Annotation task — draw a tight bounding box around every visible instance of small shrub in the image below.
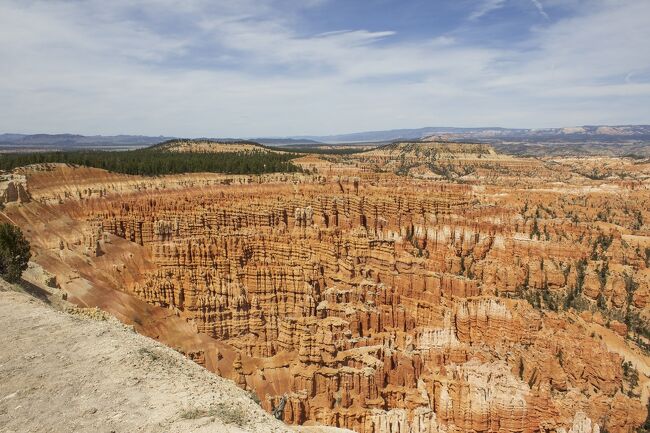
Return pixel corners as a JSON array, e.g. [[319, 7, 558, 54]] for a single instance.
[[248, 391, 261, 406], [138, 347, 160, 361], [180, 403, 248, 426]]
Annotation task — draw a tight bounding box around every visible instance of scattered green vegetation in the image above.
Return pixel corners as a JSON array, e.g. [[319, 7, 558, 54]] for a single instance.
[[541, 285, 559, 311], [582, 169, 608, 180], [632, 210, 644, 230], [597, 260, 609, 289], [276, 146, 366, 155], [591, 233, 613, 260], [530, 218, 541, 240], [179, 403, 249, 426], [621, 273, 650, 350], [564, 258, 587, 310], [425, 161, 476, 180], [622, 360, 639, 397], [179, 408, 205, 420], [514, 263, 559, 312], [138, 347, 160, 361], [395, 153, 414, 176], [0, 222, 31, 283]]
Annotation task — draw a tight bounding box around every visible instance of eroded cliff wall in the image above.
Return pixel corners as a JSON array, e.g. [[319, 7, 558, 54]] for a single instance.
[[4, 151, 649, 433]]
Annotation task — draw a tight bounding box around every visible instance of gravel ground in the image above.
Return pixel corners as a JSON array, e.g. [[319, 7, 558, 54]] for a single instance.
[[0, 280, 293, 433]]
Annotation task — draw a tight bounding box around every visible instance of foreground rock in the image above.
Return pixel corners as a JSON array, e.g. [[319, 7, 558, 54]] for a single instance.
[[0, 282, 293, 433]]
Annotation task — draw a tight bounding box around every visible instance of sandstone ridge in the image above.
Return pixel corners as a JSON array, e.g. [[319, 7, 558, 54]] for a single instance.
[[152, 139, 281, 154]]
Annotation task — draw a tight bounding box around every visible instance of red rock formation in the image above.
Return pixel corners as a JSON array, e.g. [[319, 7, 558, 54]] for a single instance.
[[4, 149, 649, 433]]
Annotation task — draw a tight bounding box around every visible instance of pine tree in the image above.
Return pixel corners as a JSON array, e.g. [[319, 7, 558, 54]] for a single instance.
[[0, 223, 32, 283]]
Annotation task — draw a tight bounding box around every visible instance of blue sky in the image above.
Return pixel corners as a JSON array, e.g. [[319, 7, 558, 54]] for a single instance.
[[1, 0, 649, 137]]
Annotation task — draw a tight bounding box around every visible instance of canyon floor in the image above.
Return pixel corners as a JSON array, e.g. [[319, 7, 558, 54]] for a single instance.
[[1, 140, 649, 433]]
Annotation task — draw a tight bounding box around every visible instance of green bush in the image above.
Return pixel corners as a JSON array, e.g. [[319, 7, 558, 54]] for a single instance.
[[0, 223, 31, 283]]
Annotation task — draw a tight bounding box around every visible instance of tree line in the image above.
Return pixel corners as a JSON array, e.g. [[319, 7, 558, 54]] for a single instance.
[[0, 149, 303, 176]]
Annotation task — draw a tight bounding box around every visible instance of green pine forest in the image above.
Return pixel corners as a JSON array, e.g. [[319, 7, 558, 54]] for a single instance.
[[0, 144, 303, 176]]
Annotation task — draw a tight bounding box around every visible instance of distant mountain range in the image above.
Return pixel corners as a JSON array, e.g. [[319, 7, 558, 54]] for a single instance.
[[0, 133, 321, 151], [2, 125, 650, 156], [0, 133, 174, 151], [298, 125, 650, 143]]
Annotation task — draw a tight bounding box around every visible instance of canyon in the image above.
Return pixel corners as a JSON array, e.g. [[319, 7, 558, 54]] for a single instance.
[[1, 141, 649, 433]]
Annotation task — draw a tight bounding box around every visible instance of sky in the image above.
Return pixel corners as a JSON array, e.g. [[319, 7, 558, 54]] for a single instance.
[[1, 0, 649, 137]]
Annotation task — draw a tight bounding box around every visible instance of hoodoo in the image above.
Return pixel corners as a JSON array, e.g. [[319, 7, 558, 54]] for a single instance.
[[2, 142, 648, 433]]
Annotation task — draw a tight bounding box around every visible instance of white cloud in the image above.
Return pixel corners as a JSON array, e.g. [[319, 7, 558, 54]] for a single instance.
[[469, 0, 507, 21], [0, 0, 648, 136], [530, 0, 549, 19]]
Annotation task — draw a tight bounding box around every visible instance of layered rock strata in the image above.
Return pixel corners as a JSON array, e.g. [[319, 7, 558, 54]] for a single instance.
[[3, 147, 649, 433]]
